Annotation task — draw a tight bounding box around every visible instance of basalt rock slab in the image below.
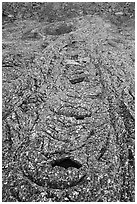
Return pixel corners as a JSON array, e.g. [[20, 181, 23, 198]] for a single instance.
[[2, 12, 134, 202]]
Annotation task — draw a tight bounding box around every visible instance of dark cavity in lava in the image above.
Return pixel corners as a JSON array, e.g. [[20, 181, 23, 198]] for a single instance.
[[74, 115, 85, 120], [51, 157, 82, 169], [69, 76, 85, 84]]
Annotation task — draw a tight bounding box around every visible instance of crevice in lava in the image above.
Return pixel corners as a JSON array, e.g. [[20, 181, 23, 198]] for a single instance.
[[128, 149, 134, 168], [118, 100, 135, 136], [74, 115, 85, 120], [69, 76, 85, 84], [51, 157, 82, 169]]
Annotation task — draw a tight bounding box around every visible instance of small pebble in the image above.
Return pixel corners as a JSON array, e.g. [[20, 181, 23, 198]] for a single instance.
[[64, 197, 69, 201], [115, 11, 123, 15], [8, 14, 14, 18]]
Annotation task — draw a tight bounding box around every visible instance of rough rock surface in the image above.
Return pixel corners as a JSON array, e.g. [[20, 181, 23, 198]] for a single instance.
[[2, 4, 134, 202]]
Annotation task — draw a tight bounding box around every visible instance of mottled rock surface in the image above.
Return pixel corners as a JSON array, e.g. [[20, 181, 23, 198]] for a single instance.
[[2, 3, 134, 202]]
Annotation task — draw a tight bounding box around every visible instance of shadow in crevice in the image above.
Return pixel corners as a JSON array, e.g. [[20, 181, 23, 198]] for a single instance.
[[51, 157, 82, 169]]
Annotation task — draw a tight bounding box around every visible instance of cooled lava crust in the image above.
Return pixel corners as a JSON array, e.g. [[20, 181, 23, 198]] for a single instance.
[[2, 5, 135, 202]]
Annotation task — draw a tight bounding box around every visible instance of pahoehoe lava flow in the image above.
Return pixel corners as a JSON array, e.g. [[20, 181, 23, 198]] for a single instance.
[[2, 2, 135, 202]]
